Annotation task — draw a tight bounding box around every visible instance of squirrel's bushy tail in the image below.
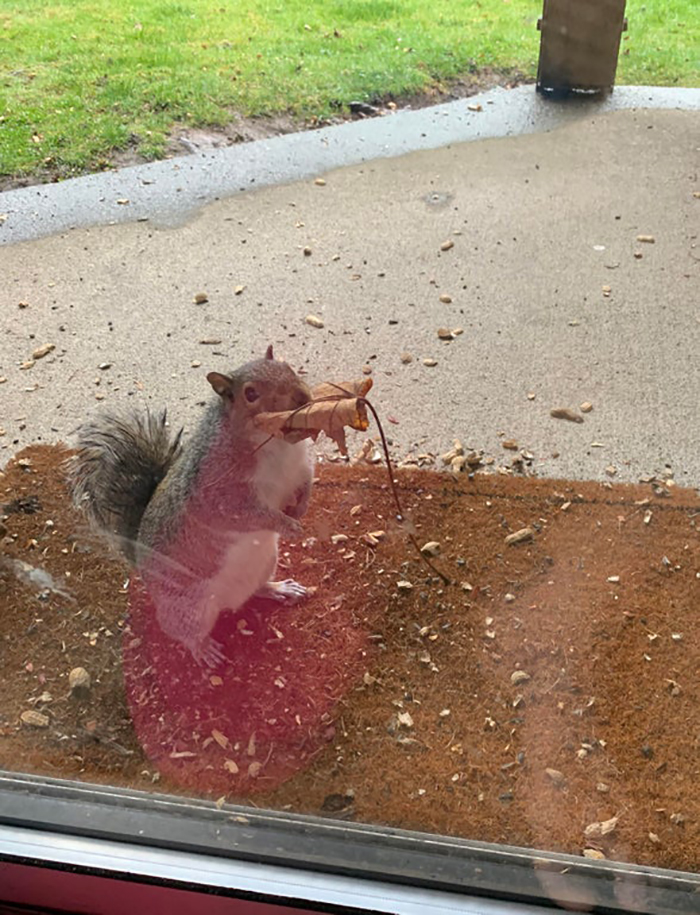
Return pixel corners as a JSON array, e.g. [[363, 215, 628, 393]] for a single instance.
[[67, 409, 183, 563]]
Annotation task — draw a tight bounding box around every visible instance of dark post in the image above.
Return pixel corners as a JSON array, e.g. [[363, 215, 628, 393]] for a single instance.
[[536, 0, 628, 96]]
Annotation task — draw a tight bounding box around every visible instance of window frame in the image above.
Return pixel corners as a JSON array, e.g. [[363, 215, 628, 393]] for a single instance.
[[1, 770, 698, 914]]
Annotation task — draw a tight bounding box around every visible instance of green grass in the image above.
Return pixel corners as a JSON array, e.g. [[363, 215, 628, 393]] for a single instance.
[[0, 0, 698, 182]]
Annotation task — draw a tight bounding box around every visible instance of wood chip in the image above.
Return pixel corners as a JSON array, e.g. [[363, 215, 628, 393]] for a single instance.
[[224, 759, 239, 774], [420, 541, 441, 556], [545, 768, 565, 785], [361, 530, 386, 547], [68, 667, 91, 696], [20, 709, 50, 728], [511, 670, 531, 686], [550, 407, 584, 423], [505, 527, 534, 546], [441, 440, 464, 464], [583, 848, 606, 860], [584, 815, 619, 838], [211, 729, 231, 750], [32, 344, 55, 360]]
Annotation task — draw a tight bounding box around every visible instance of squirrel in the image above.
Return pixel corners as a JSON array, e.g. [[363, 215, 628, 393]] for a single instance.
[[68, 345, 314, 667]]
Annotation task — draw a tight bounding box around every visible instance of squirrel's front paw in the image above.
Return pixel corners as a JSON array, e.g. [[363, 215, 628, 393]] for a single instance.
[[278, 513, 302, 537]]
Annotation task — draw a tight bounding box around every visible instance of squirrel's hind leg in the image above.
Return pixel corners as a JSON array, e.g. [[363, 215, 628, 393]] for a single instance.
[[194, 635, 227, 669], [254, 579, 307, 603]]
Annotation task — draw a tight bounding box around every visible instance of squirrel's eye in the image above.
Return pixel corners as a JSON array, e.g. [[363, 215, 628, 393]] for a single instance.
[[244, 385, 259, 403]]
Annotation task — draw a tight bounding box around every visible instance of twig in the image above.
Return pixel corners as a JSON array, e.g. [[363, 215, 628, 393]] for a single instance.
[[359, 396, 451, 585], [256, 382, 452, 585]]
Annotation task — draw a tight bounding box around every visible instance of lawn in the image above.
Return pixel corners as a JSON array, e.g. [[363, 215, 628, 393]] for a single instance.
[[0, 0, 697, 183]]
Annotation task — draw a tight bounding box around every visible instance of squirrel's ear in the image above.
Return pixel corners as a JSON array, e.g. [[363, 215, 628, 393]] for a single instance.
[[265, 344, 274, 360], [207, 372, 235, 400]]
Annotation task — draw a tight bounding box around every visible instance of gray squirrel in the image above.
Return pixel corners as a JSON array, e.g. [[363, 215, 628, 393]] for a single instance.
[[68, 345, 314, 667]]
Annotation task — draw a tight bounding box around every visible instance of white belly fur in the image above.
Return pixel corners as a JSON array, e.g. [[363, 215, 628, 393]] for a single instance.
[[200, 438, 311, 625], [204, 438, 313, 626], [205, 531, 278, 618], [253, 437, 312, 510]]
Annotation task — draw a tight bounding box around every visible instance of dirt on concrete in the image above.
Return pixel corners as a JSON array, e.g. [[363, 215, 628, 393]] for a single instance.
[[1, 443, 698, 873]]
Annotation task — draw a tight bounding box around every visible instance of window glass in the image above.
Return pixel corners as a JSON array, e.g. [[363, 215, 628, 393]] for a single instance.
[[1, 0, 698, 902]]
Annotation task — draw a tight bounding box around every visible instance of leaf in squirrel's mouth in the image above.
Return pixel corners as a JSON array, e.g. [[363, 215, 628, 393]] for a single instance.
[[254, 377, 373, 454]]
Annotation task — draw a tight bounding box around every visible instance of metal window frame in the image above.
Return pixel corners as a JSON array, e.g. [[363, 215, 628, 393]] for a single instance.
[[0, 770, 698, 914]]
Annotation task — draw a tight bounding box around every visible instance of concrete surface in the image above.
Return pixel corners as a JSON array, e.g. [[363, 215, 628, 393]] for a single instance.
[[1, 85, 698, 246], [1, 85, 699, 487]]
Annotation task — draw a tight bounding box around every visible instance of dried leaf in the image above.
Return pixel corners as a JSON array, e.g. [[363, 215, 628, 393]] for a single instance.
[[255, 377, 373, 455]]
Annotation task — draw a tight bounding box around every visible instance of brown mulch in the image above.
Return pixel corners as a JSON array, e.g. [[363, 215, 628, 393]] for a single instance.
[[0, 444, 698, 872]]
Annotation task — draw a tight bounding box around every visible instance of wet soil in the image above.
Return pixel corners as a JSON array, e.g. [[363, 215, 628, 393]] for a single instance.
[[0, 444, 698, 873]]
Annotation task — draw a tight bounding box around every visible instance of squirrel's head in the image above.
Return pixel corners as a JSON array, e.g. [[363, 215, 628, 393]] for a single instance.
[[207, 345, 311, 419]]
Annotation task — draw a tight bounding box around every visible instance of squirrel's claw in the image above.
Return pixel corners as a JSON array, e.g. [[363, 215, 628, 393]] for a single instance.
[[194, 636, 227, 669]]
